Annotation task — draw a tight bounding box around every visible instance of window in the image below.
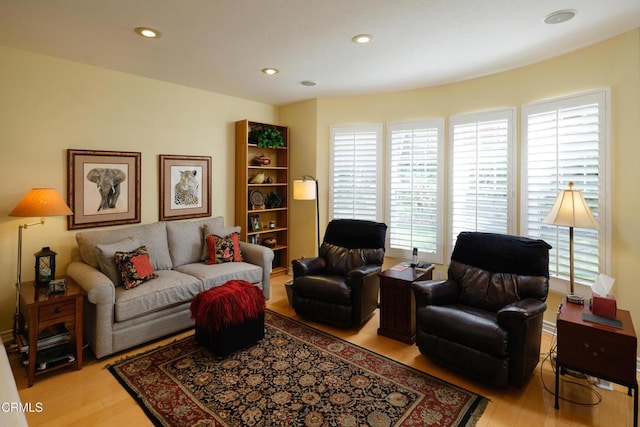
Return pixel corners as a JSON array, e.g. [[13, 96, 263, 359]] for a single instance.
[[386, 120, 444, 263], [522, 90, 610, 289], [449, 109, 516, 251], [329, 125, 382, 221]]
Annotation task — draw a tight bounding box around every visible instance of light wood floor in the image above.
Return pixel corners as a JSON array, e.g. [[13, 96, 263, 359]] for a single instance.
[[9, 274, 638, 426]]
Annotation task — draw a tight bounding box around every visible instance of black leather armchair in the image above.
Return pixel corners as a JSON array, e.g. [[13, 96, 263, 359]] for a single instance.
[[291, 219, 387, 327], [412, 232, 551, 387]]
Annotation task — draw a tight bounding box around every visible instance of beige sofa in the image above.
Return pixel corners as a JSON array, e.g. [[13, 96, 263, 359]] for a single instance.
[[66, 217, 273, 358]]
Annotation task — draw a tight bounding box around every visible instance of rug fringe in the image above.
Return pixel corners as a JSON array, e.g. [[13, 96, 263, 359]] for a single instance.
[[105, 336, 193, 369]]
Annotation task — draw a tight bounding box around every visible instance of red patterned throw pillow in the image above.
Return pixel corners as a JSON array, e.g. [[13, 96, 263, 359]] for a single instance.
[[114, 246, 158, 289], [205, 233, 243, 264]]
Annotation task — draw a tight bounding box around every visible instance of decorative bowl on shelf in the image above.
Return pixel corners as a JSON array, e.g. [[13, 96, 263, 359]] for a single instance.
[[262, 237, 277, 248], [253, 155, 271, 166]]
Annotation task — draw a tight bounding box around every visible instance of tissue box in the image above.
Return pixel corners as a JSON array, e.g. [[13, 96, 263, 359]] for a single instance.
[[592, 293, 617, 319]]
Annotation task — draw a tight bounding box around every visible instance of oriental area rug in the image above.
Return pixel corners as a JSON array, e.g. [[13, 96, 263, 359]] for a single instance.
[[108, 310, 488, 426]]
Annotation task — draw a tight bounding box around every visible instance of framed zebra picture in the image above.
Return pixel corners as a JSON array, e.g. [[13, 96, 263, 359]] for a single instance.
[[159, 154, 211, 221]]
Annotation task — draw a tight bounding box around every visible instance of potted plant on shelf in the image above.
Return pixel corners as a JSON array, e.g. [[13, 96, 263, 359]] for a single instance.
[[249, 126, 285, 149]]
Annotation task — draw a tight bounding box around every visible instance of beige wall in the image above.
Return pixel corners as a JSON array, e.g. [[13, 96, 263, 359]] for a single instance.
[[0, 46, 277, 333], [2, 28, 638, 336], [280, 99, 319, 261], [282, 29, 640, 329]]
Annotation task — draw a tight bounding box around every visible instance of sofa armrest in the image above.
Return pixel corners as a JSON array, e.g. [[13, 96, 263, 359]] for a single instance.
[[66, 261, 116, 305], [412, 279, 459, 307], [497, 298, 547, 323], [497, 298, 547, 387], [346, 264, 381, 282], [292, 257, 327, 278], [239, 241, 274, 298]]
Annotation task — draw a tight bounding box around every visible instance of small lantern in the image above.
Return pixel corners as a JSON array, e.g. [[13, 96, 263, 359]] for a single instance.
[[34, 247, 56, 286]]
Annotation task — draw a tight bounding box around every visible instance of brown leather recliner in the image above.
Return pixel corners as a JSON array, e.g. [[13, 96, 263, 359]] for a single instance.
[[412, 232, 551, 387], [291, 219, 387, 327]]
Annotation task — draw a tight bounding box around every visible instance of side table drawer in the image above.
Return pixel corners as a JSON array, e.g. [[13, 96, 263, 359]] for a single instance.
[[39, 300, 75, 321], [558, 321, 636, 384]]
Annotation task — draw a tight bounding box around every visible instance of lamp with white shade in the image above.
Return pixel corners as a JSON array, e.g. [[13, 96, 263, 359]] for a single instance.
[[293, 175, 320, 251], [9, 188, 73, 339], [543, 182, 599, 294]]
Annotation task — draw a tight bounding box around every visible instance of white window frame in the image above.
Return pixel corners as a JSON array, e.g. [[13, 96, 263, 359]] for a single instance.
[[448, 108, 517, 257], [329, 124, 383, 222], [521, 89, 611, 292], [386, 119, 445, 264]]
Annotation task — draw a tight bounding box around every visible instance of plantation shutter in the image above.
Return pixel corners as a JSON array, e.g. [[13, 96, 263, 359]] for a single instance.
[[449, 109, 515, 250], [387, 120, 444, 263], [329, 125, 382, 221], [522, 90, 608, 287]]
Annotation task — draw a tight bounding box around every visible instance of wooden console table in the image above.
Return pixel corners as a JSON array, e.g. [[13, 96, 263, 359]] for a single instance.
[[555, 298, 637, 426], [378, 264, 433, 344]]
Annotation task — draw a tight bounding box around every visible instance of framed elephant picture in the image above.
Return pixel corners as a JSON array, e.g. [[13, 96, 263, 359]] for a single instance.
[[159, 154, 211, 221], [67, 149, 141, 229]]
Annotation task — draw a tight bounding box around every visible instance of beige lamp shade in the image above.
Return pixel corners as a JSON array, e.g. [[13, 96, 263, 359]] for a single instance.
[[293, 179, 316, 200], [543, 182, 599, 229], [9, 188, 73, 217]]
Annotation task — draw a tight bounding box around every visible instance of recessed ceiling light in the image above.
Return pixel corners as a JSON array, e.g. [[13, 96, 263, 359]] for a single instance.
[[352, 34, 373, 44], [301, 80, 318, 87], [134, 27, 161, 38], [544, 9, 576, 25], [261, 68, 279, 75]]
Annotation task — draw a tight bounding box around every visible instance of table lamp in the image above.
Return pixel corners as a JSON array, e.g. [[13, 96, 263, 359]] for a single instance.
[[543, 182, 599, 295]]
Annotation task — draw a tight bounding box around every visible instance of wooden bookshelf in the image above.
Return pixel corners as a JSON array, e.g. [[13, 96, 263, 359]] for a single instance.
[[235, 120, 289, 276]]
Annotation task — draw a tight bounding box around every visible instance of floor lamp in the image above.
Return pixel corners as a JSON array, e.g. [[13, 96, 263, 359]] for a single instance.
[[543, 182, 599, 295], [9, 188, 73, 340], [293, 176, 320, 252]]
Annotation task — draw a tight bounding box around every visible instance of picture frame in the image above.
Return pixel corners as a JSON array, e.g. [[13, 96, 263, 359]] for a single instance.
[[159, 154, 211, 221], [67, 149, 141, 230], [249, 214, 262, 232]]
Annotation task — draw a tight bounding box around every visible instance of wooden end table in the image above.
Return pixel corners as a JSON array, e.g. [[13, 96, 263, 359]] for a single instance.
[[378, 264, 434, 344], [17, 277, 86, 387], [555, 298, 637, 426]]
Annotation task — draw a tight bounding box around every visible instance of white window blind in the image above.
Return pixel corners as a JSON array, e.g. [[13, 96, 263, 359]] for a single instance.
[[329, 125, 382, 221], [522, 90, 609, 288], [387, 120, 444, 263], [449, 109, 515, 250]]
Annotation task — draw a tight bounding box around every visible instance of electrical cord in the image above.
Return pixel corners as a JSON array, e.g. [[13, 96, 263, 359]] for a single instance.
[[539, 322, 603, 406]]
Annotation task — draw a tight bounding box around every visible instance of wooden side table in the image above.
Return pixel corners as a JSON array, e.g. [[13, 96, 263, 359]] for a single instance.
[[555, 298, 638, 426], [18, 277, 86, 387], [378, 264, 434, 344]]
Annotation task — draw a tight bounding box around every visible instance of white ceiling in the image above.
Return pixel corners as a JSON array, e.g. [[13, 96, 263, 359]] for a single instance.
[[0, 0, 639, 106]]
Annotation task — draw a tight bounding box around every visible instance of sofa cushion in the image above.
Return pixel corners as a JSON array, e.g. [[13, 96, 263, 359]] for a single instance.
[[114, 270, 203, 322], [166, 216, 225, 267], [205, 233, 243, 264], [320, 243, 379, 276], [76, 222, 173, 271], [201, 223, 241, 261], [114, 246, 159, 289], [175, 262, 263, 291], [450, 260, 538, 312], [418, 304, 508, 358], [95, 237, 141, 286]]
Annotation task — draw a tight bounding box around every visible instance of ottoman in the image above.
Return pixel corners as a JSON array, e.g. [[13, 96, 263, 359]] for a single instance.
[[190, 280, 266, 357]]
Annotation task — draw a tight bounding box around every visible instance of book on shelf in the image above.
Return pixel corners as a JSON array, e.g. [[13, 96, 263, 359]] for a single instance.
[[18, 322, 71, 353]]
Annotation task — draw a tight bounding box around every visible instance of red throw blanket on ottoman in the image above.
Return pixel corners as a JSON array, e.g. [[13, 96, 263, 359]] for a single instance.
[[190, 280, 266, 356]]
